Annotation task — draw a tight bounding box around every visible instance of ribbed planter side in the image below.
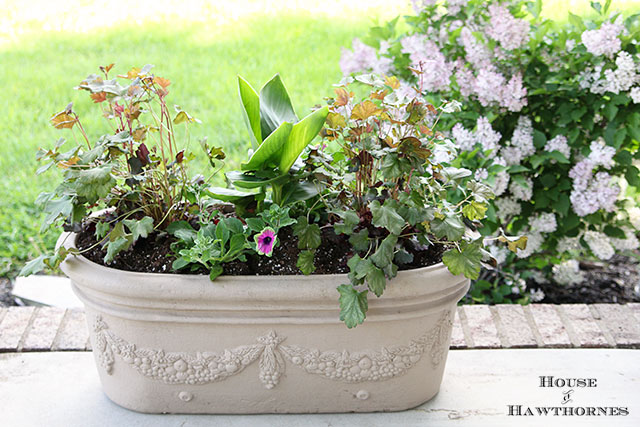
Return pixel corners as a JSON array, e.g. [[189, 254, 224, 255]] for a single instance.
[[59, 232, 469, 414]]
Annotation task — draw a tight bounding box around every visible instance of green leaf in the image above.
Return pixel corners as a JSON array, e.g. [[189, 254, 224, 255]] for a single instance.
[[225, 171, 286, 189], [442, 241, 483, 280], [366, 266, 386, 297], [278, 106, 329, 173], [104, 235, 132, 264], [19, 254, 55, 276], [280, 181, 320, 204], [370, 234, 398, 269], [41, 196, 74, 231], [337, 284, 368, 328], [431, 214, 465, 241], [205, 186, 257, 202], [369, 200, 405, 235], [241, 122, 293, 171], [95, 221, 110, 240], [462, 201, 487, 221], [292, 217, 321, 250], [238, 76, 262, 147], [245, 217, 266, 232], [604, 225, 626, 239], [123, 216, 154, 241], [333, 210, 360, 235], [349, 229, 370, 252], [297, 250, 316, 275], [167, 221, 197, 244], [626, 166, 640, 187], [259, 74, 297, 139], [209, 265, 224, 280], [74, 165, 116, 201]]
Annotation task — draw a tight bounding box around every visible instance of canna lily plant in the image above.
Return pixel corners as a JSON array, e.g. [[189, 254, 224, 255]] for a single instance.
[[210, 75, 329, 207]]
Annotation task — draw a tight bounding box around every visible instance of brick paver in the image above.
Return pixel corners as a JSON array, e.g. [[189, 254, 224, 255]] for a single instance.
[[22, 307, 66, 351], [492, 305, 537, 348], [1, 304, 639, 351], [461, 305, 500, 348], [450, 308, 466, 349], [0, 307, 36, 351], [51, 308, 89, 351], [593, 304, 640, 347], [557, 304, 609, 347], [526, 304, 572, 347]]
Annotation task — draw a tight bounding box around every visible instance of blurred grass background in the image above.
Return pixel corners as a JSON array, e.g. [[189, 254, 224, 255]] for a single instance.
[[1, 0, 639, 277]]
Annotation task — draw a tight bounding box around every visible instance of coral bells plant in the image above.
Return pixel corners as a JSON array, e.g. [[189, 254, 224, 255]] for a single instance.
[[341, 0, 640, 300], [21, 64, 215, 275]]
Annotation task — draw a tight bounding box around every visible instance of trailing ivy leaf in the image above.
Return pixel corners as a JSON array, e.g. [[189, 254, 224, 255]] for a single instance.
[[369, 200, 405, 234], [292, 217, 321, 249], [462, 201, 488, 221], [104, 235, 132, 264], [297, 250, 316, 275], [394, 248, 414, 265], [348, 254, 376, 280], [442, 241, 483, 280], [431, 214, 465, 241], [19, 254, 56, 276], [370, 234, 398, 268], [349, 229, 370, 252], [95, 221, 110, 240], [333, 210, 360, 235], [337, 284, 368, 328], [123, 216, 154, 241], [366, 266, 386, 297]]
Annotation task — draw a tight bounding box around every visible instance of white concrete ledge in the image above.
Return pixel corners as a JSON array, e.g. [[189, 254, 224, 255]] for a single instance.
[[0, 349, 638, 426]]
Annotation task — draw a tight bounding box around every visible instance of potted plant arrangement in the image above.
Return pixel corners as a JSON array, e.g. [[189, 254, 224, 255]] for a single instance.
[[22, 64, 520, 413]]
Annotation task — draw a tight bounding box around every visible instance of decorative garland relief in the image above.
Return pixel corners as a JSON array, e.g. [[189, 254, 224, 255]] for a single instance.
[[93, 310, 452, 389]]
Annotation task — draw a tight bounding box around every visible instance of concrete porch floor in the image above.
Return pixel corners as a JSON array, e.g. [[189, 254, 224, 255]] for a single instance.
[[1, 349, 638, 426]]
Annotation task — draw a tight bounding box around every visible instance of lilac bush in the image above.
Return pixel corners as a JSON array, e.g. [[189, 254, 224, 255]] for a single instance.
[[340, 0, 640, 302]]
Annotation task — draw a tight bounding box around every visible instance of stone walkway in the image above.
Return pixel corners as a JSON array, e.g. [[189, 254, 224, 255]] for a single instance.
[[1, 304, 639, 352]]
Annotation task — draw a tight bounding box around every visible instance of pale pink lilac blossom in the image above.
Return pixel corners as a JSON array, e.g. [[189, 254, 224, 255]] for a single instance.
[[509, 176, 533, 201], [495, 196, 521, 219], [544, 135, 571, 160], [339, 38, 393, 75], [400, 34, 453, 92], [516, 231, 543, 258], [485, 4, 530, 50], [631, 87, 640, 103], [581, 22, 623, 58]]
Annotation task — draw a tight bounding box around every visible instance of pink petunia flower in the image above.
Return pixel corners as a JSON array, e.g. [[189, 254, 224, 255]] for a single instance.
[[255, 227, 277, 257]]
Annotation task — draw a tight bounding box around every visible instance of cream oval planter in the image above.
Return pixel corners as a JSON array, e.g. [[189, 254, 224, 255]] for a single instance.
[[59, 232, 469, 414]]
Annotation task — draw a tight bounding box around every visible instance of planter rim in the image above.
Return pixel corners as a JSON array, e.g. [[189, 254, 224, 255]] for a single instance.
[[58, 231, 447, 282], [59, 232, 468, 323]]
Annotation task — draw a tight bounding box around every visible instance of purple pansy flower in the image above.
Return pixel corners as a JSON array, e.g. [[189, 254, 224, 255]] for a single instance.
[[255, 227, 277, 257]]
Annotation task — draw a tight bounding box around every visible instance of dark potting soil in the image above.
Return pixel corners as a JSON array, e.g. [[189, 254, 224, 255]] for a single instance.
[[75, 222, 446, 276]]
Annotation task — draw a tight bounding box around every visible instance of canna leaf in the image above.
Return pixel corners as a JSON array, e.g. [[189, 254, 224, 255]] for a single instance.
[[278, 106, 329, 173], [238, 76, 262, 147], [241, 122, 293, 171], [259, 74, 297, 139]]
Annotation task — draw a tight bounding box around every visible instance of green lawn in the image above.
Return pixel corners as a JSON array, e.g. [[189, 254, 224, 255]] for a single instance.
[[1, 0, 639, 277]]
